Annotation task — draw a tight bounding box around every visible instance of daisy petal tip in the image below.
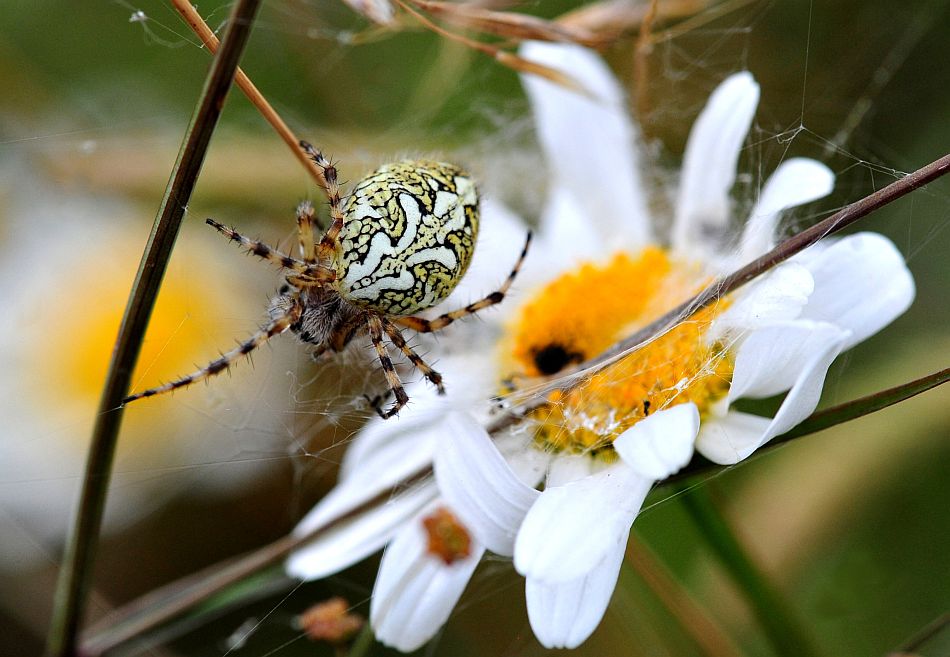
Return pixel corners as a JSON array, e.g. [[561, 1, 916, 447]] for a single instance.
[[801, 232, 916, 347], [514, 467, 648, 583], [525, 543, 625, 648], [613, 403, 699, 479]]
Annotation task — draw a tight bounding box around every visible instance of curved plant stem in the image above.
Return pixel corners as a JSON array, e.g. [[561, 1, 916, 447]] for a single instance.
[[681, 487, 822, 657], [170, 0, 328, 190], [44, 2, 262, 656], [346, 624, 376, 657]]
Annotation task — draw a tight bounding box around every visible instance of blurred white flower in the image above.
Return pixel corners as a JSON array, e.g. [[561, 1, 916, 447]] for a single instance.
[[286, 41, 914, 650], [0, 166, 289, 569]]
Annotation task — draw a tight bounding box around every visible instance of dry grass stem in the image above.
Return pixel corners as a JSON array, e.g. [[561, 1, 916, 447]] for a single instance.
[[557, 0, 709, 42], [408, 0, 600, 47], [341, 0, 397, 25], [648, 0, 757, 45], [395, 0, 593, 96], [633, 0, 660, 134], [171, 0, 329, 191]]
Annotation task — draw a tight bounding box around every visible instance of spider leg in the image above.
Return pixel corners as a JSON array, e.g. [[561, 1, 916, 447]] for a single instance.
[[310, 343, 330, 362], [299, 141, 345, 257], [396, 230, 532, 334], [367, 314, 408, 419], [381, 317, 445, 394], [206, 218, 333, 281], [295, 200, 318, 263], [122, 301, 303, 404]]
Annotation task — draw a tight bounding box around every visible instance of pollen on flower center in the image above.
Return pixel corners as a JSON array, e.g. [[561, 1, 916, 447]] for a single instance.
[[502, 247, 734, 458]]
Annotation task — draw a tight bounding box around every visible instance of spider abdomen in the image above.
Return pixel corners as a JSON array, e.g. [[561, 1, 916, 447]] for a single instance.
[[334, 160, 478, 316]]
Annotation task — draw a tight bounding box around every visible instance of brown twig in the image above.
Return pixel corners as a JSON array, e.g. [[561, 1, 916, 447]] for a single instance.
[[407, 0, 600, 47], [45, 2, 263, 656], [170, 0, 328, 191], [394, 0, 593, 97], [633, 0, 659, 135]]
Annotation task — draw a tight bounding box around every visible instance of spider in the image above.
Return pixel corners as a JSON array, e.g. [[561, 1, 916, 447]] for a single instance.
[[123, 141, 531, 418]]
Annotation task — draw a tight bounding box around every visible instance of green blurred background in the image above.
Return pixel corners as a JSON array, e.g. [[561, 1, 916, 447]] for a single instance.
[[1, 0, 948, 655]]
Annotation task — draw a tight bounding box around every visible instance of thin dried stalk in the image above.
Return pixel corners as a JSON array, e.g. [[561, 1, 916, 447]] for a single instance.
[[633, 0, 660, 133], [408, 0, 600, 47], [171, 0, 328, 191], [648, 0, 758, 45], [394, 0, 593, 96], [557, 0, 709, 41], [342, 0, 397, 25], [45, 2, 262, 656]]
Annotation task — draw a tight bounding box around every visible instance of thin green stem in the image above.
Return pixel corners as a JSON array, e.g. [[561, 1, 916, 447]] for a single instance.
[[664, 366, 950, 486], [45, 3, 262, 656], [681, 488, 822, 657], [347, 623, 376, 657]]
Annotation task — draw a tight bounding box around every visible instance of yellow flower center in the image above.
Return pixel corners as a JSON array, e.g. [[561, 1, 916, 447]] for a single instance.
[[25, 235, 248, 455], [502, 247, 734, 458]]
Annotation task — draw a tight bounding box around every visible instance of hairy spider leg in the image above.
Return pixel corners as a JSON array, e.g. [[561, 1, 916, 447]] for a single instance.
[[381, 317, 445, 393], [299, 141, 346, 258], [206, 219, 333, 282], [122, 301, 303, 404], [366, 314, 409, 419], [296, 200, 318, 263], [396, 230, 532, 333]]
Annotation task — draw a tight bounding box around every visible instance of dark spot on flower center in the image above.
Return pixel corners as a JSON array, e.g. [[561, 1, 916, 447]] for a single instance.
[[533, 344, 583, 375]]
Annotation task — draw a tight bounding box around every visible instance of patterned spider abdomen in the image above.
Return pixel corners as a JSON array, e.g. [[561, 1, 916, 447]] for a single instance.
[[334, 160, 479, 315]]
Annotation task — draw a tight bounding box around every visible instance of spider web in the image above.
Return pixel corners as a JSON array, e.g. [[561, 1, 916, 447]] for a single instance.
[[1, 0, 949, 654]]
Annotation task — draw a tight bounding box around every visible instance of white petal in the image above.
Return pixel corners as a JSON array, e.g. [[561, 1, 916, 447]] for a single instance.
[[286, 481, 437, 580], [341, 355, 496, 479], [695, 410, 772, 465], [525, 540, 626, 649], [535, 185, 606, 267], [495, 431, 551, 489], [545, 453, 597, 487], [434, 413, 539, 556], [613, 403, 698, 479], [519, 41, 651, 245], [758, 326, 851, 445], [713, 263, 814, 336], [674, 72, 760, 254], [372, 508, 484, 652], [798, 232, 915, 349], [514, 464, 649, 583], [698, 325, 849, 464], [740, 158, 835, 260], [728, 320, 850, 401]]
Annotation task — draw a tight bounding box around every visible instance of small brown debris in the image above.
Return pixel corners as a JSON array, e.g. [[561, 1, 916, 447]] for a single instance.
[[297, 597, 364, 644]]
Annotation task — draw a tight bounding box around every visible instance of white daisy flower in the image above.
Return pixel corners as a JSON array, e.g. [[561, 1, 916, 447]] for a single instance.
[[0, 166, 287, 568], [287, 41, 915, 650]]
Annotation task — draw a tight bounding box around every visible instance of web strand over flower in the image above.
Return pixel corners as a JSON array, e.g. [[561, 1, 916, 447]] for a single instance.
[[487, 150, 950, 436]]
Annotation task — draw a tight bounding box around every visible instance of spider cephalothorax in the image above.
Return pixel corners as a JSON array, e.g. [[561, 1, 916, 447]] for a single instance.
[[123, 142, 530, 418]]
